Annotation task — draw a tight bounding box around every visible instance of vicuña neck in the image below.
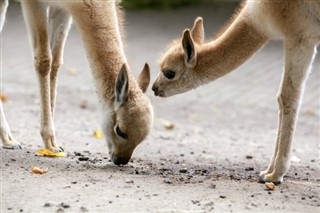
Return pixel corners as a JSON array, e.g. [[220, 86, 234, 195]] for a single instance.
[[197, 14, 270, 82], [69, 1, 130, 102]]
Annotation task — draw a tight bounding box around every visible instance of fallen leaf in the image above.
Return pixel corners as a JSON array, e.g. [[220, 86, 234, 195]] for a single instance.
[[35, 149, 66, 157], [158, 118, 175, 130], [66, 67, 77, 75], [93, 130, 103, 138], [303, 109, 316, 116], [31, 166, 48, 174], [80, 100, 88, 109], [0, 93, 8, 102], [265, 182, 275, 190], [291, 155, 300, 163]]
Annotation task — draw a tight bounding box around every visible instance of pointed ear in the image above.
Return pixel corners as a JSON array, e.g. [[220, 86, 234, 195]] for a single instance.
[[182, 29, 197, 68], [191, 17, 204, 44], [115, 64, 129, 108], [137, 63, 150, 93]]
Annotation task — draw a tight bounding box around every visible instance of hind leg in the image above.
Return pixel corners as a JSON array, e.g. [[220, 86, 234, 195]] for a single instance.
[[0, 0, 8, 31], [0, 101, 21, 149], [0, 0, 21, 149], [259, 39, 317, 183], [48, 8, 72, 116]]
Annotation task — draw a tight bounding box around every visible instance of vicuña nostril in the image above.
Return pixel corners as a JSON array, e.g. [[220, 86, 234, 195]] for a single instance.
[[113, 155, 130, 165], [152, 84, 158, 92]]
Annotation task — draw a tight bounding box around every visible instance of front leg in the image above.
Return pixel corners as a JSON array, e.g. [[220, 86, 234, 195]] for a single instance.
[[260, 40, 317, 183], [21, 2, 61, 152], [48, 8, 72, 115]]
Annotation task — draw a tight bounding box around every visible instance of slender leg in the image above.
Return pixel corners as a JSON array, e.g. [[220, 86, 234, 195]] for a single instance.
[[0, 0, 21, 149], [48, 8, 72, 115], [0, 0, 8, 31], [0, 101, 21, 149], [259, 111, 282, 177], [21, 2, 61, 152], [260, 39, 317, 183]]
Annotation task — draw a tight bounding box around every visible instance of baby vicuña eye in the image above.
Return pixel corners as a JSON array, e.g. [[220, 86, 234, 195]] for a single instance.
[[115, 126, 127, 139], [163, 70, 175, 80]]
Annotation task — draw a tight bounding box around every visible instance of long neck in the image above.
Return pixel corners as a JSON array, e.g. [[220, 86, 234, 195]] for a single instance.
[[197, 11, 270, 82], [67, 1, 128, 102]]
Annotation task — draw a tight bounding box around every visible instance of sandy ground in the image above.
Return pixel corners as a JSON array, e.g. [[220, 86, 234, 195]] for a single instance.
[[1, 2, 320, 213]]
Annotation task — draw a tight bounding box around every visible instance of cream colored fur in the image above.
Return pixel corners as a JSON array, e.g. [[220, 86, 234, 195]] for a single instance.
[[0, 0, 153, 165], [152, 0, 320, 183]]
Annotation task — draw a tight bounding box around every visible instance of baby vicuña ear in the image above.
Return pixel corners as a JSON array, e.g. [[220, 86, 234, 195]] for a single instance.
[[137, 63, 150, 93], [182, 29, 197, 68], [191, 17, 204, 44], [115, 64, 129, 108]]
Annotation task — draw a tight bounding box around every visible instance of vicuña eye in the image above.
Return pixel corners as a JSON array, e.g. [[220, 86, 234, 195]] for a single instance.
[[115, 125, 127, 139], [163, 70, 176, 80]]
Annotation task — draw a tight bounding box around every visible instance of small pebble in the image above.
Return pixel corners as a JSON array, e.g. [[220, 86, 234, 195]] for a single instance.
[[44, 202, 52, 207], [59, 203, 70, 209], [179, 168, 188, 173], [78, 156, 89, 161], [125, 179, 134, 184], [209, 184, 216, 189], [164, 179, 172, 184], [80, 206, 88, 212], [245, 167, 254, 171], [56, 208, 64, 213]]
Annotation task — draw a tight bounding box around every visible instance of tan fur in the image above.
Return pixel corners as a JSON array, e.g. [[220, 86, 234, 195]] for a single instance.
[[0, 0, 153, 165], [152, 0, 320, 183]]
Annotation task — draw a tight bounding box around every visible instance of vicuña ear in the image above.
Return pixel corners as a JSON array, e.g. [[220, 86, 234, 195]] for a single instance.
[[191, 17, 204, 44], [182, 29, 197, 68], [137, 63, 150, 93], [115, 64, 129, 108]]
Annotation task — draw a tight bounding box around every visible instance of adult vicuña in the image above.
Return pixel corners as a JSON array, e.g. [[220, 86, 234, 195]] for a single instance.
[[152, 0, 319, 183], [0, 0, 153, 165]]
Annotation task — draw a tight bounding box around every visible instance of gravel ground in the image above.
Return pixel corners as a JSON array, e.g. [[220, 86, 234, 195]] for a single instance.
[[1, 2, 319, 213]]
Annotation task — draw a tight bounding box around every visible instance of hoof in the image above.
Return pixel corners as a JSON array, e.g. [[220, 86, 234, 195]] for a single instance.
[[2, 142, 22, 150], [258, 175, 282, 185], [46, 146, 64, 153], [58, 146, 64, 152]]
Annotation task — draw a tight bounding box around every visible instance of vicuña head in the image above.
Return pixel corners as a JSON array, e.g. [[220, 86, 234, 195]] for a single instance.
[[103, 63, 153, 165], [152, 17, 206, 97]]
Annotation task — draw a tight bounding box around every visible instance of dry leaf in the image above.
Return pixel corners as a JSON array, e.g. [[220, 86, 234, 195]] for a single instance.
[[303, 109, 316, 116], [93, 130, 103, 138], [0, 93, 8, 102], [66, 67, 77, 75], [35, 149, 65, 157], [158, 118, 175, 130], [265, 182, 275, 190], [291, 155, 300, 163], [80, 100, 88, 109], [31, 166, 48, 174]]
